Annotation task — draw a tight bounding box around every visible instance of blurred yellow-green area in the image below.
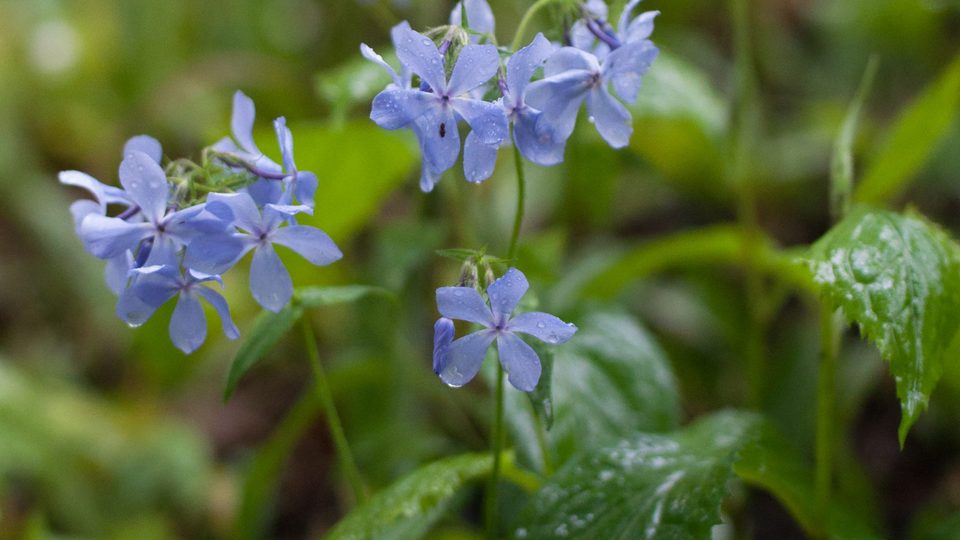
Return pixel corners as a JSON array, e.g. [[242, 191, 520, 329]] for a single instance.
[[3, 0, 960, 538]]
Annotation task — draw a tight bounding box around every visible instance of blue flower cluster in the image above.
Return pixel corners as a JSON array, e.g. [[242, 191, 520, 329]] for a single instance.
[[363, 0, 659, 192], [61, 91, 341, 353]]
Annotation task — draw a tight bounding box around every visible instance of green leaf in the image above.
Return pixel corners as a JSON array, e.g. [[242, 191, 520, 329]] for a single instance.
[[507, 311, 681, 471], [734, 422, 881, 539], [854, 54, 960, 205], [798, 208, 960, 444], [831, 56, 879, 220], [511, 411, 761, 540], [323, 453, 493, 540], [224, 304, 304, 400], [295, 285, 393, 308]]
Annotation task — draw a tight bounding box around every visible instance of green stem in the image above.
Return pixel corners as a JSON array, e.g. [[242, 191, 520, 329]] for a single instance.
[[507, 134, 527, 261], [485, 361, 505, 539], [815, 305, 840, 525], [300, 317, 367, 504], [510, 0, 567, 51]]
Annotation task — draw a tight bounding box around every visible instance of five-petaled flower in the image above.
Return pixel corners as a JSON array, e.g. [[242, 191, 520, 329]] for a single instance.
[[433, 268, 577, 392]]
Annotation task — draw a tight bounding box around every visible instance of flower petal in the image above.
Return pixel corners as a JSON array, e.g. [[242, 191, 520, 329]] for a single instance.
[[496, 333, 542, 392], [293, 171, 318, 207], [440, 330, 496, 387], [394, 26, 447, 94], [185, 233, 250, 274], [231, 90, 259, 153], [463, 131, 499, 183], [543, 46, 599, 77], [170, 293, 207, 354], [123, 135, 163, 164], [508, 312, 577, 344], [197, 286, 241, 340], [447, 44, 500, 97], [370, 88, 436, 130], [207, 192, 262, 232], [486, 267, 528, 324], [450, 0, 495, 36], [524, 71, 590, 144], [361, 43, 402, 87], [70, 200, 101, 229], [514, 109, 566, 166], [420, 107, 461, 173], [452, 97, 508, 146], [274, 116, 296, 173], [250, 244, 293, 312], [271, 225, 343, 266], [586, 87, 633, 148], [506, 33, 553, 102], [119, 151, 170, 223], [245, 178, 283, 207], [436, 287, 494, 326], [433, 317, 455, 374], [79, 214, 151, 259], [603, 40, 659, 104], [104, 252, 133, 295]]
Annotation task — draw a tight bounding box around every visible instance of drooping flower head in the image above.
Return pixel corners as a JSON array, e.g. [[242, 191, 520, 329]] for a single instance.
[[433, 268, 577, 392]]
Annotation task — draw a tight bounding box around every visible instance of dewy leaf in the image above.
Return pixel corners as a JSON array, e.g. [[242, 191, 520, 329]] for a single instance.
[[507, 311, 681, 471], [854, 54, 960, 206], [511, 411, 762, 540], [323, 453, 493, 540], [798, 208, 960, 444], [224, 304, 304, 400]]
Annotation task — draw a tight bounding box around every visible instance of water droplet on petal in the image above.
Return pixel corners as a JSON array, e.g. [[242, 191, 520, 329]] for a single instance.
[[536, 321, 546, 329]]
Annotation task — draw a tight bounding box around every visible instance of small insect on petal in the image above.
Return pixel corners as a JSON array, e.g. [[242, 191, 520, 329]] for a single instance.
[[439, 122, 447, 138]]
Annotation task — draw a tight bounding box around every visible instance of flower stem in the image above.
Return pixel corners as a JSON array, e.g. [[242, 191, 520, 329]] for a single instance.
[[300, 317, 367, 504], [507, 134, 527, 261], [815, 305, 840, 522], [485, 360, 506, 539], [510, 0, 568, 51]]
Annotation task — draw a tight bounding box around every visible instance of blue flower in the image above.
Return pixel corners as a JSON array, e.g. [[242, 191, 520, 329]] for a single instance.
[[184, 192, 342, 312], [449, 0, 495, 39], [214, 91, 286, 206], [116, 265, 240, 354], [369, 25, 508, 191], [273, 117, 319, 208], [78, 151, 230, 268], [433, 268, 577, 392], [571, 0, 659, 60], [524, 39, 658, 150]]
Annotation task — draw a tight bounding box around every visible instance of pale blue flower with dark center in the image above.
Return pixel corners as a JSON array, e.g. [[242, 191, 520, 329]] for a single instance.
[[369, 25, 508, 191], [184, 192, 342, 312], [433, 267, 577, 392], [116, 264, 240, 354]]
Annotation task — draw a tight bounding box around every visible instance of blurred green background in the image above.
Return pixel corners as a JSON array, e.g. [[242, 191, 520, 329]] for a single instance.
[[3, 0, 960, 538]]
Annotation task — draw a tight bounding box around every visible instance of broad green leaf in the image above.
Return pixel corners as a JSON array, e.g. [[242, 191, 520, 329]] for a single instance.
[[285, 120, 417, 242], [854, 54, 960, 205], [798, 208, 960, 444], [324, 453, 493, 540], [511, 411, 761, 540], [296, 285, 393, 309], [224, 304, 304, 400], [507, 311, 680, 471], [734, 422, 881, 540]]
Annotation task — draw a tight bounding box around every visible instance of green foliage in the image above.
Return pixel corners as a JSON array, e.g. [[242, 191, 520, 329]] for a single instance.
[[799, 208, 960, 444], [323, 453, 494, 540], [854, 54, 960, 206], [296, 285, 394, 308], [512, 411, 760, 540], [831, 56, 879, 219], [225, 303, 304, 400], [507, 311, 680, 471]]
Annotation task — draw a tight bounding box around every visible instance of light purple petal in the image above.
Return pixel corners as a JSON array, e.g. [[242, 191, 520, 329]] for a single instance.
[[506, 33, 554, 101], [603, 40, 659, 104], [419, 161, 443, 192], [116, 276, 175, 326], [361, 43, 402, 87], [420, 107, 461, 173], [231, 90, 259, 153], [244, 178, 283, 207], [486, 267, 528, 324], [104, 252, 133, 295], [170, 293, 207, 354], [440, 330, 496, 387], [184, 233, 250, 274], [250, 244, 293, 312], [59, 170, 108, 211], [207, 192, 262, 232], [586, 87, 633, 148], [447, 44, 500, 97], [436, 287, 494, 326], [370, 88, 436, 130], [508, 312, 577, 344], [118, 151, 169, 223], [451, 0, 495, 35], [293, 171, 318, 207], [197, 286, 240, 340], [433, 317, 455, 374], [451, 97, 508, 146], [525, 71, 591, 144], [394, 26, 447, 94], [79, 214, 152, 259], [543, 46, 600, 77], [123, 135, 163, 164], [496, 333, 542, 392], [463, 131, 499, 183], [143, 235, 180, 267], [271, 225, 342, 266], [70, 200, 101, 229], [274, 117, 296, 173], [514, 109, 566, 166]]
